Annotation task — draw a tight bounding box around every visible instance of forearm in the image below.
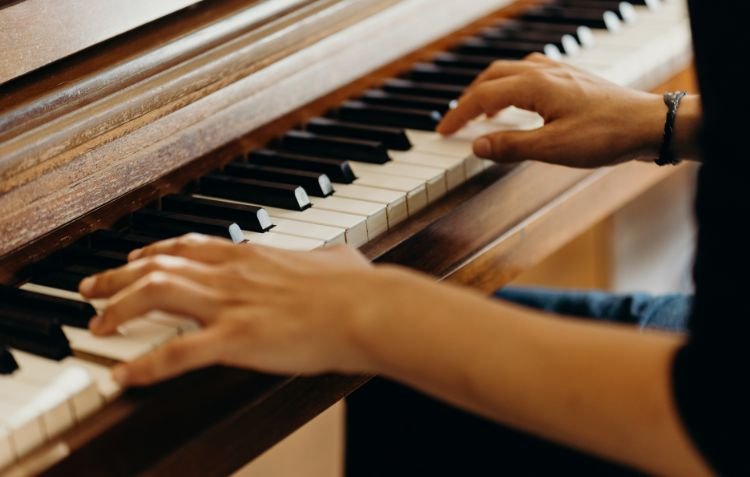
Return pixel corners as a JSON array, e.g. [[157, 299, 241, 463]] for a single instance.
[[353, 267, 712, 476]]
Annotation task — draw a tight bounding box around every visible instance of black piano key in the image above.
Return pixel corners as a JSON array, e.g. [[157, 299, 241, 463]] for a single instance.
[[161, 195, 273, 232], [1, 346, 19, 374], [479, 27, 568, 50], [89, 230, 158, 254], [359, 90, 453, 115], [492, 18, 594, 47], [248, 149, 357, 184], [0, 309, 72, 361], [223, 163, 333, 198], [37, 246, 128, 274], [0, 284, 95, 329], [611, 0, 651, 5], [133, 209, 240, 239], [381, 78, 464, 100], [33, 271, 84, 293], [495, 18, 585, 36], [432, 52, 499, 70], [334, 100, 442, 132], [521, 6, 612, 29], [455, 38, 549, 59], [405, 63, 482, 86], [551, 0, 632, 22], [200, 174, 311, 211], [305, 116, 412, 151], [281, 130, 390, 165]]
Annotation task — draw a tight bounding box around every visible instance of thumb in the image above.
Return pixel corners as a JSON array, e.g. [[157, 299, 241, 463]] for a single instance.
[[473, 129, 544, 163]]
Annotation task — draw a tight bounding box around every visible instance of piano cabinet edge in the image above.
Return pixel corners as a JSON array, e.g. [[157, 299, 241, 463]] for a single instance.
[[0, 0, 523, 258], [3, 20, 698, 477]]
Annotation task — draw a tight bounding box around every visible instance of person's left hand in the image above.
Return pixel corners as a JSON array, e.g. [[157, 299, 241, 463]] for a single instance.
[[78, 234, 379, 387]]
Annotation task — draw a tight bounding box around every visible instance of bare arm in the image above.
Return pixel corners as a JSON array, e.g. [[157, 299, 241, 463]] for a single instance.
[[354, 267, 713, 477], [80, 238, 713, 477]]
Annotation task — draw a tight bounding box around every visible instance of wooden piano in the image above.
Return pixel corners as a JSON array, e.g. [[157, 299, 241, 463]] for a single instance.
[[1, 0, 696, 475]]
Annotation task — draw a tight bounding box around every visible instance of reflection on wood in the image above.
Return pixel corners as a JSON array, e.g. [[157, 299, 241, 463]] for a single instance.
[[0, 0, 206, 82]]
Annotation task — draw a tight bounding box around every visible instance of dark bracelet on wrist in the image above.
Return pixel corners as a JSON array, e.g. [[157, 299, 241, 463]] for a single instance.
[[656, 91, 687, 166]]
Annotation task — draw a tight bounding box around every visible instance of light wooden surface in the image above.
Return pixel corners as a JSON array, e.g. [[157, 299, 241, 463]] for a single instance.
[[0, 0, 209, 83]]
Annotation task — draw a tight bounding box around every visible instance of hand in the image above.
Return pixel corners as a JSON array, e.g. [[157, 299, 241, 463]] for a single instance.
[[78, 234, 381, 387], [437, 54, 666, 168]]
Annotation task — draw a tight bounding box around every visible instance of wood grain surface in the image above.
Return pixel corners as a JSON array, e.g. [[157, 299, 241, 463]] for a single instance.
[[0, 0, 695, 475], [0, 0, 207, 82]]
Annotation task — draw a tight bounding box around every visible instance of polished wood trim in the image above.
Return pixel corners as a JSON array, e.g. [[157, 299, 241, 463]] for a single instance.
[[0, 0, 514, 259], [0, 0, 317, 140], [0, 0, 204, 83]]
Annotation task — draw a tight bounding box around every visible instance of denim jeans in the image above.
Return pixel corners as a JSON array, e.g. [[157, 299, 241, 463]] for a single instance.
[[346, 288, 692, 476], [496, 287, 693, 332]]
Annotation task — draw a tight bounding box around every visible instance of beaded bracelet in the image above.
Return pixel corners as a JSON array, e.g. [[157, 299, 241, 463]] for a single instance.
[[656, 91, 687, 166]]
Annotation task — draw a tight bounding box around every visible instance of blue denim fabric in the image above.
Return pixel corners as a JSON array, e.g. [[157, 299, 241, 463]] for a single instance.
[[496, 287, 693, 332]]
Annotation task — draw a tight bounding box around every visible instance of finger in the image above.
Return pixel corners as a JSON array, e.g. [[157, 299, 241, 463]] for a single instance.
[[112, 327, 226, 387], [465, 60, 544, 93], [524, 52, 558, 65], [437, 76, 533, 135], [90, 272, 223, 335], [472, 122, 565, 163], [80, 254, 216, 299], [128, 233, 237, 263]]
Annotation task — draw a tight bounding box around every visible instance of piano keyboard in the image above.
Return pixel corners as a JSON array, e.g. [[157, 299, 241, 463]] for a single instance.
[[1, 0, 691, 469]]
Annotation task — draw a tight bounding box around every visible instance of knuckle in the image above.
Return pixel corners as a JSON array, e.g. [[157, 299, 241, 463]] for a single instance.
[[525, 52, 547, 62], [142, 271, 171, 296]]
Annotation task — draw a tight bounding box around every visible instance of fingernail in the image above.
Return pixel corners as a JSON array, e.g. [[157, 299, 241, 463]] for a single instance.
[[128, 248, 142, 261], [79, 276, 96, 296], [112, 366, 130, 387], [474, 137, 492, 158]]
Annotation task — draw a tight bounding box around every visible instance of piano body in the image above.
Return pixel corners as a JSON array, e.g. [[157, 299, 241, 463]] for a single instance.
[[1, 0, 695, 475]]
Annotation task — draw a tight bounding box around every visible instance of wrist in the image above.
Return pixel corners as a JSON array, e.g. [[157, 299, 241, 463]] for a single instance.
[[344, 265, 408, 375], [671, 94, 701, 160], [632, 93, 668, 159]]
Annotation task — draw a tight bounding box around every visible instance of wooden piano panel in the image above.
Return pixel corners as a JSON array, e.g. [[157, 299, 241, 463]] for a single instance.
[[0, 0, 212, 83], [1, 0, 695, 474]]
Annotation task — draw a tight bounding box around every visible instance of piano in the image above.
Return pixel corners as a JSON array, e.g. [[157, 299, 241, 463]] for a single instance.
[[1, 0, 695, 474]]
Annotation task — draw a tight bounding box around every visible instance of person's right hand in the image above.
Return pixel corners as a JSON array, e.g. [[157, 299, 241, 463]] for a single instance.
[[437, 54, 667, 168]]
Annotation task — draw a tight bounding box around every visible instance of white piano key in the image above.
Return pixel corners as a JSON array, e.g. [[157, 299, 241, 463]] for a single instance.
[[0, 379, 71, 442], [53, 368, 102, 422], [62, 318, 176, 363], [333, 184, 409, 226], [0, 400, 46, 457], [405, 129, 484, 177], [255, 206, 368, 247], [350, 161, 447, 202], [389, 150, 465, 190], [270, 217, 347, 246], [63, 358, 120, 402], [352, 171, 428, 214], [11, 352, 102, 422], [242, 231, 324, 250], [195, 195, 370, 248], [309, 196, 389, 237]]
